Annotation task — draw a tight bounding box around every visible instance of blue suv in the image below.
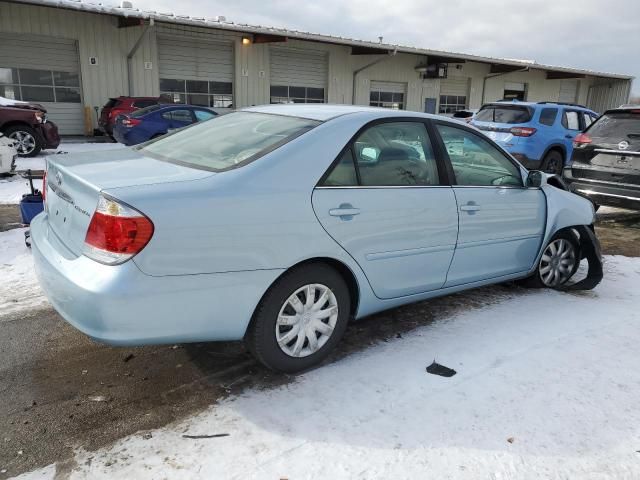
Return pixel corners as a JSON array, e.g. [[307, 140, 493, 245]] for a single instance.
[[471, 101, 599, 174]]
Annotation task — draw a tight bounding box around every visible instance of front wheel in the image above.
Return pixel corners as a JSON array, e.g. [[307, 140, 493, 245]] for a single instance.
[[524, 231, 579, 289], [4, 125, 42, 157], [246, 264, 351, 373]]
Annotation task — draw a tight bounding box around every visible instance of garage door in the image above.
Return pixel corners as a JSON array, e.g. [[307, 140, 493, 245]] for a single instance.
[[439, 77, 469, 114], [158, 36, 234, 108], [0, 33, 83, 135], [559, 79, 579, 103], [369, 81, 406, 110], [504, 81, 527, 101], [270, 47, 327, 103]]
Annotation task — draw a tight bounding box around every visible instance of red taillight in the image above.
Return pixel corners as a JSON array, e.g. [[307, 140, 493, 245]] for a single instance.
[[42, 171, 47, 203], [83, 195, 154, 265], [574, 133, 592, 147], [121, 117, 142, 128], [510, 127, 537, 137]]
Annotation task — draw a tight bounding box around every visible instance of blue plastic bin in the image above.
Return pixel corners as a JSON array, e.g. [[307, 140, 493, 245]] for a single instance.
[[20, 194, 44, 224]]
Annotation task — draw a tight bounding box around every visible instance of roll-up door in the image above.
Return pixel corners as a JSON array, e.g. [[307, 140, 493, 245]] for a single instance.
[[439, 77, 469, 114], [369, 81, 406, 110], [558, 79, 579, 103], [158, 36, 234, 108], [504, 81, 527, 101], [0, 33, 83, 134], [269, 47, 327, 103]]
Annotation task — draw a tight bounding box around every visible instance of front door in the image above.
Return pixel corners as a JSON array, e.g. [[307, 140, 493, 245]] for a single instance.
[[312, 120, 458, 299], [433, 122, 546, 287]]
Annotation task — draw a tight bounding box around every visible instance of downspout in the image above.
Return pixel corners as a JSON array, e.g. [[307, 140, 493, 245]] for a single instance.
[[481, 67, 529, 104], [127, 19, 154, 96], [351, 47, 398, 105]]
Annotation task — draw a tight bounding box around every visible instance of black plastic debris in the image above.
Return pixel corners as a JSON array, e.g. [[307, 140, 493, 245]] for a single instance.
[[426, 361, 457, 377], [182, 434, 230, 439]]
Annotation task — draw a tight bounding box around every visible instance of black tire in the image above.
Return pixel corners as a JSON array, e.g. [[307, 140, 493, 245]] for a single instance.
[[245, 263, 351, 373], [541, 150, 564, 175], [3, 124, 42, 157], [521, 230, 580, 289]]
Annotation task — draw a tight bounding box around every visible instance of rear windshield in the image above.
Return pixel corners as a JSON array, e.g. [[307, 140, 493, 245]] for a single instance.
[[104, 98, 118, 108], [131, 104, 164, 118], [139, 111, 321, 172], [587, 112, 640, 139], [475, 105, 533, 124]]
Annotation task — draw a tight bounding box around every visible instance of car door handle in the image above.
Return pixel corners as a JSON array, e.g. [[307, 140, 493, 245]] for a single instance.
[[329, 204, 360, 219], [460, 203, 481, 212]]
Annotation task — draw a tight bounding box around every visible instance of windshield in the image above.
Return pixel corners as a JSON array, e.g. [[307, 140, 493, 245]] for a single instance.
[[139, 111, 321, 171], [475, 105, 533, 124]]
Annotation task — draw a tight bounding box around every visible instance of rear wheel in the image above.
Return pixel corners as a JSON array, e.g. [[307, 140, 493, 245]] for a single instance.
[[541, 150, 564, 175], [246, 264, 350, 373], [523, 230, 579, 289]]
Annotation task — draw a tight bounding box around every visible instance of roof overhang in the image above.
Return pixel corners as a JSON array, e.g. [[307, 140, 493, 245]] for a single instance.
[[5, 0, 635, 82]]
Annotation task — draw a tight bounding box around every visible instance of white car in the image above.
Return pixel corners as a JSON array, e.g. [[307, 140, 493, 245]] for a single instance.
[[0, 132, 18, 175]]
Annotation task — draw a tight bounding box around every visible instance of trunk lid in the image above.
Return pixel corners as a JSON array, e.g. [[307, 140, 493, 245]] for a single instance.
[[45, 147, 214, 256]]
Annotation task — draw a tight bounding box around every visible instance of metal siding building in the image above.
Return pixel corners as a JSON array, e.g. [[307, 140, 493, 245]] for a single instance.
[[0, 0, 634, 134]]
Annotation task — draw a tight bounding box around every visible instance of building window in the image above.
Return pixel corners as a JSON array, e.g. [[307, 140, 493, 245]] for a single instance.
[[0, 67, 81, 103], [160, 78, 233, 108], [439, 95, 467, 114], [369, 90, 405, 110], [270, 85, 325, 104]]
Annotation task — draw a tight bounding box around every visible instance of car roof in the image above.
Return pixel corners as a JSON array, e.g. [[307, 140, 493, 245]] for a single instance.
[[487, 100, 593, 111], [604, 105, 640, 114], [242, 104, 446, 122]]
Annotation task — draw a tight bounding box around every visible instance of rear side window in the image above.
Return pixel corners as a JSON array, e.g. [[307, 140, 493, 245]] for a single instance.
[[162, 109, 194, 123], [562, 111, 581, 130], [140, 112, 320, 172], [133, 99, 157, 109], [131, 104, 163, 118], [587, 112, 640, 139], [475, 106, 532, 124], [538, 108, 558, 126]]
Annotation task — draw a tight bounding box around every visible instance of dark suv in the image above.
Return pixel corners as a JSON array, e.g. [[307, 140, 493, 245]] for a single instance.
[[99, 97, 163, 136], [0, 102, 60, 157], [563, 105, 640, 210]]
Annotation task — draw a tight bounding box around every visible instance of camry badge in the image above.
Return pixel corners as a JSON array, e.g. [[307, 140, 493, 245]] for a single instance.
[[618, 141, 629, 150]]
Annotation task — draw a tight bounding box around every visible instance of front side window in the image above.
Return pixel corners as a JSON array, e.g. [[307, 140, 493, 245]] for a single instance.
[[0, 67, 80, 103], [439, 95, 467, 114], [270, 85, 325, 104], [140, 112, 320, 172], [160, 78, 233, 108], [562, 110, 581, 130], [436, 124, 522, 187], [322, 122, 439, 187]]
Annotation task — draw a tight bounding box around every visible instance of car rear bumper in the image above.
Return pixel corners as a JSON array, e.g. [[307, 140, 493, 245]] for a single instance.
[[563, 167, 640, 210], [31, 213, 283, 345], [39, 122, 60, 149]]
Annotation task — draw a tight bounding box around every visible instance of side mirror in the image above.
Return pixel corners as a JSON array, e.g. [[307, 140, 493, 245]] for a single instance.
[[526, 170, 543, 188]]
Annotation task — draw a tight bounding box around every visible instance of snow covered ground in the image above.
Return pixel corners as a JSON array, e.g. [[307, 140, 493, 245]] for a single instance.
[[0, 142, 124, 204], [0, 228, 46, 317], [12, 254, 640, 479]]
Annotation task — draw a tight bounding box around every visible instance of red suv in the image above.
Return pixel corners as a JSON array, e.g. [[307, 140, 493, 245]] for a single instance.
[[99, 97, 164, 136], [0, 102, 60, 157]]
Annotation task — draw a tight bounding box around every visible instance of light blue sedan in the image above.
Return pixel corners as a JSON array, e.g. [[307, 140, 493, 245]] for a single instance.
[[31, 105, 602, 372]]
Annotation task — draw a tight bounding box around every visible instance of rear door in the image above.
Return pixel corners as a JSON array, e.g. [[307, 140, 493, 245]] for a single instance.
[[561, 108, 584, 159], [312, 120, 458, 299], [571, 110, 640, 184], [433, 122, 546, 286]]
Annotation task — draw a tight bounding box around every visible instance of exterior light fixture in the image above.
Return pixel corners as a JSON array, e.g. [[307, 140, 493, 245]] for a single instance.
[[242, 37, 251, 45]]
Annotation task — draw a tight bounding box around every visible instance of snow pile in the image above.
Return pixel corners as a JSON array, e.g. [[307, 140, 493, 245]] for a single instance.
[[16, 256, 640, 479], [0, 96, 28, 107], [0, 228, 47, 317]]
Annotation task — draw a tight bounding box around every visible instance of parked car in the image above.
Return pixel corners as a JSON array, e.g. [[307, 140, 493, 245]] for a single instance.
[[0, 132, 18, 175], [452, 109, 478, 123], [471, 101, 599, 174], [563, 105, 640, 210], [31, 105, 602, 373], [113, 104, 218, 146], [0, 101, 60, 157], [98, 96, 163, 136]]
